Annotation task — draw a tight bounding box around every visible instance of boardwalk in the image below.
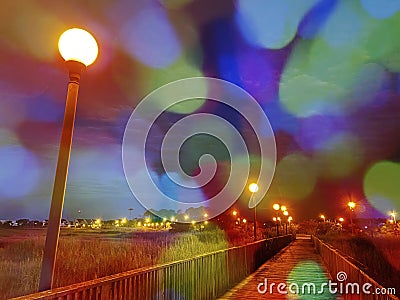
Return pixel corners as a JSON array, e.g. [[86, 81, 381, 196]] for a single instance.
[[219, 235, 339, 299]]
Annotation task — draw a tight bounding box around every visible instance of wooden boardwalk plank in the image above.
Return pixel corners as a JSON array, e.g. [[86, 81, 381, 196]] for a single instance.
[[219, 236, 341, 299]]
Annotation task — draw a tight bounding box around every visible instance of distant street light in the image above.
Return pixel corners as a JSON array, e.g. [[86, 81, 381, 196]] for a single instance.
[[273, 203, 280, 235], [389, 211, 396, 223], [287, 216, 293, 234], [347, 201, 356, 234], [249, 183, 259, 240], [320, 214, 325, 222], [280, 205, 287, 212], [39, 28, 98, 292], [283, 210, 289, 234], [338, 217, 344, 222], [128, 208, 134, 219], [232, 210, 238, 216]]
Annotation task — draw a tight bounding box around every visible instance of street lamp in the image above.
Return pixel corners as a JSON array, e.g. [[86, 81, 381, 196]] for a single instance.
[[347, 201, 356, 234], [288, 216, 293, 233], [320, 214, 325, 222], [273, 203, 280, 235], [280, 205, 287, 212], [283, 210, 289, 234], [389, 211, 396, 223], [39, 28, 98, 292], [249, 183, 259, 240], [128, 208, 134, 220]]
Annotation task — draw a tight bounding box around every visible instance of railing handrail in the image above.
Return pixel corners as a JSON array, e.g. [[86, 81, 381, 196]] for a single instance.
[[12, 235, 294, 300], [312, 235, 398, 300], [314, 235, 369, 268]]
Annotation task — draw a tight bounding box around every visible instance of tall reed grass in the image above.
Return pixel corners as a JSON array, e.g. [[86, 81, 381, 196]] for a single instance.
[[319, 233, 400, 291], [0, 228, 230, 299]]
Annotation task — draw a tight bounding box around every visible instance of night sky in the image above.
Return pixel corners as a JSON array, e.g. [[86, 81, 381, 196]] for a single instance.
[[1, 0, 400, 221]]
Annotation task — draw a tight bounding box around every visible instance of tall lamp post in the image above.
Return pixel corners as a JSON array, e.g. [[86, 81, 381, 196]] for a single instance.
[[347, 201, 356, 235], [288, 216, 293, 233], [283, 210, 289, 234], [39, 28, 98, 291], [249, 183, 259, 240], [273, 203, 280, 236], [281, 205, 287, 234]]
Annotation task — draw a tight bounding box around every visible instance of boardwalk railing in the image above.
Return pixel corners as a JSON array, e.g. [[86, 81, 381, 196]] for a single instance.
[[13, 235, 294, 300], [312, 236, 398, 300]]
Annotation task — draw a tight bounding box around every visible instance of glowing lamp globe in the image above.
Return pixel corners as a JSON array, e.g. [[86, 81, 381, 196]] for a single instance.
[[273, 203, 280, 211], [348, 201, 356, 209], [58, 28, 98, 66], [249, 183, 259, 193]]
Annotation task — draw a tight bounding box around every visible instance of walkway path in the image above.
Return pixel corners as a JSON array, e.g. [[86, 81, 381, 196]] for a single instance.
[[219, 235, 340, 299]]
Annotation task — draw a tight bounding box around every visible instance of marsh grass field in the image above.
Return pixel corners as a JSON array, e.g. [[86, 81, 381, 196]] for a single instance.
[[0, 227, 233, 299], [320, 233, 400, 291], [2, 227, 399, 299]]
